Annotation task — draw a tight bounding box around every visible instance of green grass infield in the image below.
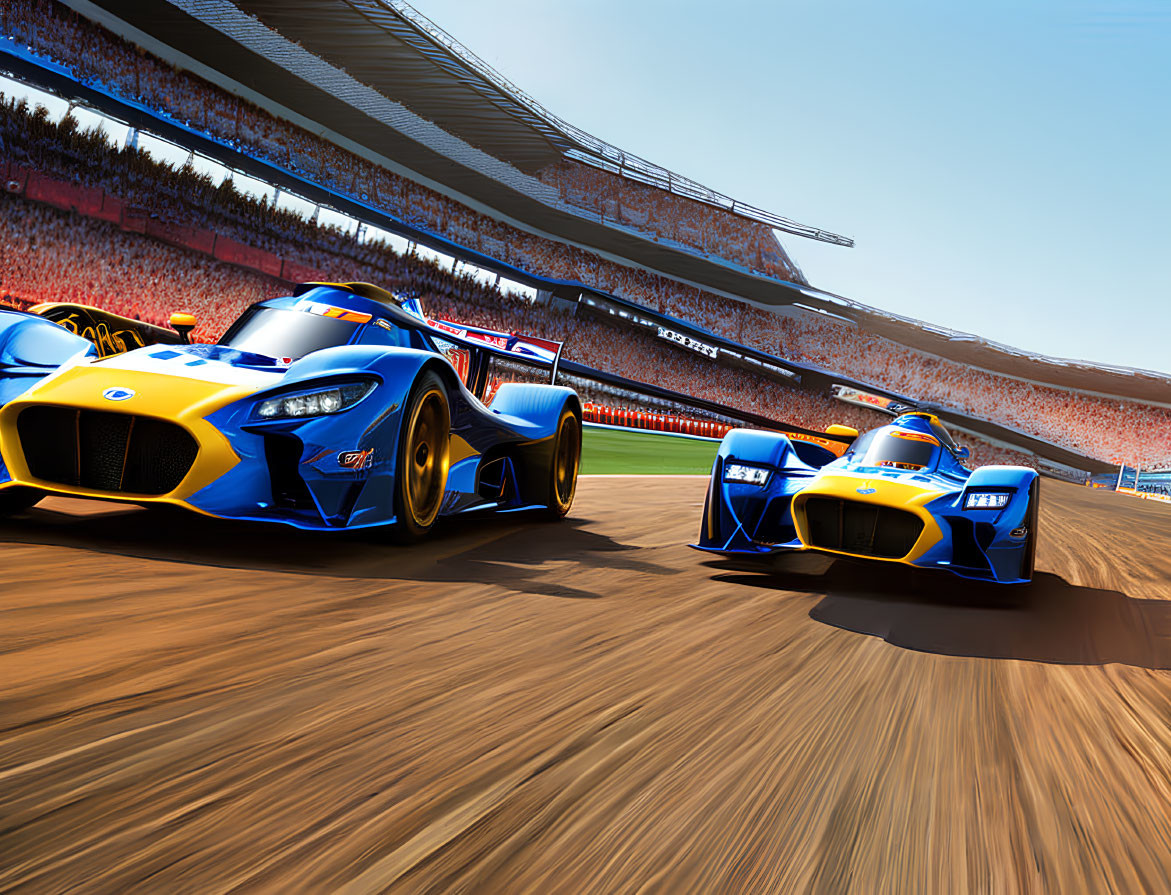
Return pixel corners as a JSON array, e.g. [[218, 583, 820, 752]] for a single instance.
[[580, 424, 719, 475]]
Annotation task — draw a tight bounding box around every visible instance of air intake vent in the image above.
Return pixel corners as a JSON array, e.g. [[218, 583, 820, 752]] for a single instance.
[[17, 406, 198, 495], [801, 497, 924, 559]]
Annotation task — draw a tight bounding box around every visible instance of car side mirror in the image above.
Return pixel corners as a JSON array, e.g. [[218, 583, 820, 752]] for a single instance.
[[956, 445, 971, 459], [169, 312, 197, 344]]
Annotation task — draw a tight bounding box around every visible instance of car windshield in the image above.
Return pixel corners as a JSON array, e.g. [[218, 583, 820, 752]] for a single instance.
[[219, 307, 360, 359], [863, 431, 939, 470]]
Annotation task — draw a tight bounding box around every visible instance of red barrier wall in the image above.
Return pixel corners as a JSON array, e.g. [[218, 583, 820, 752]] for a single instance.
[[145, 218, 216, 255], [582, 403, 732, 440], [214, 237, 283, 277], [75, 185, 104, 217], [25, 172, 78, 211], [95, 193, 122, 224], [121, 207, 147, 233]]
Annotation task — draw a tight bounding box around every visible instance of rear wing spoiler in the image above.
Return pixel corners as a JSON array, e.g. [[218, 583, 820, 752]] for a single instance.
[[401, 297, 564, 384], [29, 302, 182, 358]]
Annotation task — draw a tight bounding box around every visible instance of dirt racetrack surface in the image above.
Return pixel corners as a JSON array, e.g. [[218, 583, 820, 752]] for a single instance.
[[1, 476, 1170, 893]]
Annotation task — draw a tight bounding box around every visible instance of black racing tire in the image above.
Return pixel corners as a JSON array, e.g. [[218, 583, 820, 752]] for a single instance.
[[540, 405, 581, 520], [1020, 478, 1039, 581], [389, 370, 450, 542], [0, 486, 43, 516]]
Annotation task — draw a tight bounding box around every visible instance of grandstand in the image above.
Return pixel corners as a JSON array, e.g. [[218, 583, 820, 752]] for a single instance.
[[49, 0, 830, 281], [1, 0, 1169, 475], [0, 180, 1040, 473], [34, 0, 1169, 405]]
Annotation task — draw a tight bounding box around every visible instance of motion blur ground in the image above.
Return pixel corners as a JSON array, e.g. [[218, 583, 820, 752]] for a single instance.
[[1, 478, 1169, 891], [0, 1, 1169, 890]]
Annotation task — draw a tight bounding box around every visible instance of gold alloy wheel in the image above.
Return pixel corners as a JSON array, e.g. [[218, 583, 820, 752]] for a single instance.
[[402, 387, 449, 530], [551, 411, 580, 513]]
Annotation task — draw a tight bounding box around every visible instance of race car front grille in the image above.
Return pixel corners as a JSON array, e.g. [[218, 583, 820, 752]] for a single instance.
[[17, 406, 198, 495], [801, 497, 924, 559]]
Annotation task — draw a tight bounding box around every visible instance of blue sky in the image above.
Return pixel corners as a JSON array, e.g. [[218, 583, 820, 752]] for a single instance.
[[412, 0, 1170, 375]]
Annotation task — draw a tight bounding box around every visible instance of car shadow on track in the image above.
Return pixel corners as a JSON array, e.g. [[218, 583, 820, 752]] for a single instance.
[[703, 558, 1171, 669], [0, 500, 677, 599]]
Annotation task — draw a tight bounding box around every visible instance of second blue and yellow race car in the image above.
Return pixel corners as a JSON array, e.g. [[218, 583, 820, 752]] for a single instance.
[[0, 282, 581, 539], [694, 412, 1039, 583]]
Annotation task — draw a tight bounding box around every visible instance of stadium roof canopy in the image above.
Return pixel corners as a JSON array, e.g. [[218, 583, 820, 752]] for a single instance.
[[79, 0, 852, 247], [224, 0, 575, 174], [260, 0, 855, 247]]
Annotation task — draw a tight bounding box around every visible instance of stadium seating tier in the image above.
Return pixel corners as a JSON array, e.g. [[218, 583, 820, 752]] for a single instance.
[[1, 3, 1168, 469]]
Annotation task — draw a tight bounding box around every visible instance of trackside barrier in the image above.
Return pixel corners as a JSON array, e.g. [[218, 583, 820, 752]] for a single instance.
[[581, 403, 853, 459], [214, 236, 283, 277], [583, 402, 734, 439], [95, 192, 122, 223], [1114, 488, 1171, 504], [282, 260, 329, 283], [584, 421, 722, 443]]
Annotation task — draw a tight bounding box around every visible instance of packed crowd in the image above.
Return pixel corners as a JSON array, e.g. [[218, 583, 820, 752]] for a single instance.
[[1, 0, 795, 283], [535, 161, 802, 281], [2, 120, 1165, 470], [2, 3, 1168, 467], [0, 98, 396, 291], [0, 195, 862, 427], [0, 194, 1037, 472], [0, 200, 282, 330], [767, 314, 1171, 465]]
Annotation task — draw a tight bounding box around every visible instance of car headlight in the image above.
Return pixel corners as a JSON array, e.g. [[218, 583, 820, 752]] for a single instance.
[[256, 381, 375, 420], [964, 490, 1010, 510], [724, 462, 770, 486]]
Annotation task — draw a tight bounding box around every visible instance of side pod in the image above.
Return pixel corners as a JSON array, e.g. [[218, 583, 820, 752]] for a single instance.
[[488, 383, 579, 436], [695, 429, 817, 555], [487, 383, 580, 504], [951, 465, 1039, 583]]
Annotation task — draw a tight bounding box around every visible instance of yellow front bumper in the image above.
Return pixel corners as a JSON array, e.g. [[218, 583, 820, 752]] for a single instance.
[[791, 474, 945, 564], [0, 366, 254, 504]]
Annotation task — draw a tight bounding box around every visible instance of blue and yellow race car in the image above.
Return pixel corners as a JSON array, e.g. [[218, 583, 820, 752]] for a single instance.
[[0, 282, 582, 539], [694, 412, 1040, 584]]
